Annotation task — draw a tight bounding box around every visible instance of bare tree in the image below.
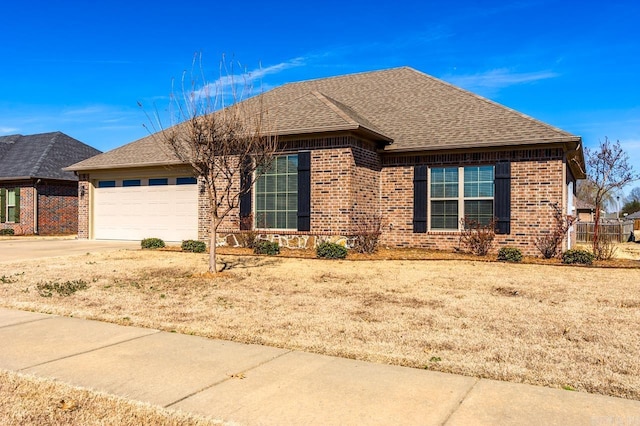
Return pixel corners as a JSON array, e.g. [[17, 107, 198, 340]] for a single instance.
[[585, 137, 638, 257], [576, 178, 614, 210], [626, 186, 640, 203], [145, 56, 277, 273]]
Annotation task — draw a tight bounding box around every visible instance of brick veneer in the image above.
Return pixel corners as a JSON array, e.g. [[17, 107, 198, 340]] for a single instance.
[[37, 183, 79, 234], [77, 175, 90, 239], [214, 141, 571, 256], [1, 180, 79, 235], [380, 149, 567, 255], [77, 135, 575, 257], [214, 136, 383, 239]]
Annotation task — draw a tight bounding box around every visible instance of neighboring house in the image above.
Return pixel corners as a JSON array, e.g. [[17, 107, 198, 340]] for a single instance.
[[627, 211, 640, 220], [0, 132, 101, 235], [575, 198, 596, 222], [68, 67, 585, 255]]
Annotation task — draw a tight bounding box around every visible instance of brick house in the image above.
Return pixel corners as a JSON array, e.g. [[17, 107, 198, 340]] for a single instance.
[[0, 132, 101, 235], [68, 67, 585, 255]]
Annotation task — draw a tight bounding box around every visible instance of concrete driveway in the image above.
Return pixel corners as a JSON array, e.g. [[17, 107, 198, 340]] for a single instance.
[[0, 238, 140, 262]]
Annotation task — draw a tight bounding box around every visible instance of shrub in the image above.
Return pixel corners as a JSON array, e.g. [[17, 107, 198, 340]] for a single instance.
[[497, 247, 523, 263], [236, 215, 259, 248], [562, 249, 595, 265], [253, 240, 280, 255], [458, 218, 496, 256], [351, 214, 383, 254], [0, 229, 15, 235], [141, 238, 165, 249], [593, 235, 617, 261], [37, 280, 88, 297], [181, 240, 206, 253], [535, 202, 574, 259], [316, 242, 348, 259]]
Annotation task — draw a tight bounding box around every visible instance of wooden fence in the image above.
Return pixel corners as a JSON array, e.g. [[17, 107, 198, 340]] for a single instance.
[[575, 221, 635, 243]]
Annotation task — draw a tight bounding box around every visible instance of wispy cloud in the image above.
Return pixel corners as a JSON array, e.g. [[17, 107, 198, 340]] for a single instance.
[[187, 56, 307, 102], [443, 68, 559, 93], [0, 127, 19, 134]]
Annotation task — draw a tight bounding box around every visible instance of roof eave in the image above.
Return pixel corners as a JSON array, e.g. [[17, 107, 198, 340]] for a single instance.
[[65, 160, 186, 172], [276, 124, 393, 143], [0, 176, 33, 182], [381, 136, 582, 153]]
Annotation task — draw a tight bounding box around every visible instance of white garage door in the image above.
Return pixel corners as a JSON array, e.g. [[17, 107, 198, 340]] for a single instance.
[[93, 177, 198, 242]]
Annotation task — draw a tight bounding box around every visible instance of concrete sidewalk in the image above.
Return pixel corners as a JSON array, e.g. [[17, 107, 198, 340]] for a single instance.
[[1, 308, 639, 425]]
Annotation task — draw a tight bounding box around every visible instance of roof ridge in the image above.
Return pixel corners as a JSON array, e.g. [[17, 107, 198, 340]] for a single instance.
[[310, 91, 359, 125], [279, 66, 412, 90], [29, 133, 58, 176]]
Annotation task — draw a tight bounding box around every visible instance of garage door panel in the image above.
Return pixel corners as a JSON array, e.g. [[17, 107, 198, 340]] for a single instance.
[[94, 181, 198, 242]]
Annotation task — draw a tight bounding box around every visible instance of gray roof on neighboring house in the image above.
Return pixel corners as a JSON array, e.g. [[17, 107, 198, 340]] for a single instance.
[[0, 132, 101, 181], [576, 198, 596, 210], [69, 66, 582, 171], [627, 211, 640, 219]]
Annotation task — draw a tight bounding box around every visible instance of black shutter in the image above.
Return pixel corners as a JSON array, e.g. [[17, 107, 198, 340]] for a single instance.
[[297, 151, 311, 231], [14, 188, 20, 223], [495, 161, 511, 234], [239, 158, 252, 230], [413, 165, 427, 233], [0, 188, 5, 223]]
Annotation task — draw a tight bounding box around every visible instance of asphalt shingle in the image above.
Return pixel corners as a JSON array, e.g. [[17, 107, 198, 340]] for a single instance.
[[69, 67, 580, 171], [0, 132, 101, 181]]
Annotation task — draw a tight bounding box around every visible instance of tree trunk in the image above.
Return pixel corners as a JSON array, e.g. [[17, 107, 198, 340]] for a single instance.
[[592, 204, 601, 254], [209, 216, 217, 273]]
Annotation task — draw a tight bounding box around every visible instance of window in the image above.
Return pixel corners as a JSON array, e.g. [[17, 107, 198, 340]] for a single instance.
[[255, 154, 298, 229], [430, 168, 459, 229], [463, 166, 494, 225], [97, 180, 116, 188], [176, 177, 197, 185], [123, 179, 141, 187], [429, 166, 494, 230], [149, 178, 168, 186], [6, 189, 17, 223]]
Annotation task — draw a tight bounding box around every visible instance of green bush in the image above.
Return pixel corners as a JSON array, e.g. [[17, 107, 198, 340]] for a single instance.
[[497, 247, 523, 263], [141, 238, 165, 249], [181, 239, 206, 253], [37, 280, 88, 297], [562, 249, 595, 265], [316, 242, 348, 259], [253, 240, 280, 255], [0, 229, 15, 235]]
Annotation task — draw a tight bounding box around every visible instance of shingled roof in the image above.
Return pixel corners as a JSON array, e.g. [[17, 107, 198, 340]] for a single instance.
[[0, 132, 101, 181], [69, 66, 581, 171]]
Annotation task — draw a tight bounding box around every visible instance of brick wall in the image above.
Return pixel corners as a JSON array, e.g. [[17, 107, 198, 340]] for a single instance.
[[214, 135, 382, 238], [77, 175, 90, 239], [38, 182, 79, 235], [0, 183, 35, 235], [379, 149, 567, 256], [1, 180, 79, 235], [210, 140, 570, 256]]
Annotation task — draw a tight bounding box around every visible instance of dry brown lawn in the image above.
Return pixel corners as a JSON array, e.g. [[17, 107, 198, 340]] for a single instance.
[[0, 369, 222, 425], [1, 246, 639, 403]]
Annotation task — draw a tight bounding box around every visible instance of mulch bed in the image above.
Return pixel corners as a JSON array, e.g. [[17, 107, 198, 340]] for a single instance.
[[212, 246, 640, 269]]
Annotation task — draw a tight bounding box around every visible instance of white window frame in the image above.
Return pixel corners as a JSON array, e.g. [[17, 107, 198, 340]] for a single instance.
[[6, 188, 17, 223], [428, 165, 495, 231]]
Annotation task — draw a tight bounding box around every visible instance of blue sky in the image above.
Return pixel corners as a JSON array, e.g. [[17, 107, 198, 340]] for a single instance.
[[1, 0, 639, 191]]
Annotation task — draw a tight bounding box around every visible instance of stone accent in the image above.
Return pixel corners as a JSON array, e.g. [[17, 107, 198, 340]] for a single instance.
[[216, 232, 355, 249]]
